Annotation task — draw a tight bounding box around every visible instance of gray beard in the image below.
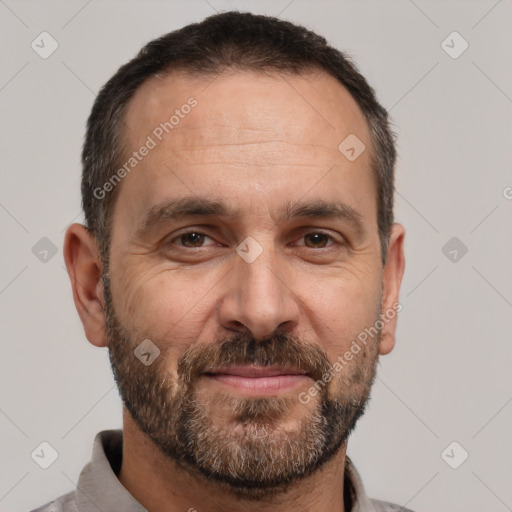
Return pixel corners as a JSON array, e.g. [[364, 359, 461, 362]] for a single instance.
[[103, 271, 379, 500]]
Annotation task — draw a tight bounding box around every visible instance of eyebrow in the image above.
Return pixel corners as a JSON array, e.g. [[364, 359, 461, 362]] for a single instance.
[[136, 196, 365, 237]]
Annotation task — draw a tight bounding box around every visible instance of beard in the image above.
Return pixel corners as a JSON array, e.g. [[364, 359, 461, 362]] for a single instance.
[[103, 271, 380, 500]]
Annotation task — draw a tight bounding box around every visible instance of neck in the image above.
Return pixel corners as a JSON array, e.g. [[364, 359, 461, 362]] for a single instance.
[[118, 410, 347, 512]]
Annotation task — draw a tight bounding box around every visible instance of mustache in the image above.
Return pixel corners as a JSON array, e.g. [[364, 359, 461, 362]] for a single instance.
[[177, 331, 332, 385]]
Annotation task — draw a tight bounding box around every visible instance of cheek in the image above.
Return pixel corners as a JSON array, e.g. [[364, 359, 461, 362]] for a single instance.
[[112, 268, 216, 348], [307, 271, 381, 357]]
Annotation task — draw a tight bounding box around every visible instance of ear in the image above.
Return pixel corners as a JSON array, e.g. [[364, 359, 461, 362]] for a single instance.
[[63, 223, 108, 348], [379, 223, 405, 355]]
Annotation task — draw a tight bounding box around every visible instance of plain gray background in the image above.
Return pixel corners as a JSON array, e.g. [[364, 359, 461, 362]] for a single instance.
[[1, 1, 511, 511]]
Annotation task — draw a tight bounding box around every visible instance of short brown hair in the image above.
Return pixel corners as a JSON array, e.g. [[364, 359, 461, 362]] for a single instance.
[[82, 11, 396, 264]]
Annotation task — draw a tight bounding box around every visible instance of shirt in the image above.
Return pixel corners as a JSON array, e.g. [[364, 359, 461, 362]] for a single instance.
[[30, 430, 414, 512]]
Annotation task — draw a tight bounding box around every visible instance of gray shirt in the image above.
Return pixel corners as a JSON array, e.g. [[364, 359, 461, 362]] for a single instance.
[[31, 430, 413, 512]]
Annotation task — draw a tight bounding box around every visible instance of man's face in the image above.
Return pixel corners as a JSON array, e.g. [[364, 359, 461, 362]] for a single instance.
[[105, 70, 387, 497]]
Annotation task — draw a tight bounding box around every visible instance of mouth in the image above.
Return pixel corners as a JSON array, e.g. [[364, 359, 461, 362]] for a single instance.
[[203, 365, 310, 395]]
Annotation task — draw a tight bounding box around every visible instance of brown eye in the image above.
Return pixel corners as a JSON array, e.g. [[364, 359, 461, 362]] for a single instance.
[[179, 232, 206, 247], [303, 233, 332, 248]]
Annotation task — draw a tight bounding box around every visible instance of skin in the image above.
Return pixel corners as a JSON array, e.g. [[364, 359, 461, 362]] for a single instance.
[[64, 69, 405, 512]]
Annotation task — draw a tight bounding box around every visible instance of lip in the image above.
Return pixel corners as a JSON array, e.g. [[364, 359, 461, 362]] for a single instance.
[[206, 365, 308, 378], [203, 365, 309, 395]]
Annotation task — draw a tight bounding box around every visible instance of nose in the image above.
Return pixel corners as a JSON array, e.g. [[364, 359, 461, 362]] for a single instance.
[[218, 244, 300, 340]]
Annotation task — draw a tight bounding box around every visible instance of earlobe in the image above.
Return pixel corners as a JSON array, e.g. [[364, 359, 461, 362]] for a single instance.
[[379, 223, 406, 355], [63, 223, 108, 348]]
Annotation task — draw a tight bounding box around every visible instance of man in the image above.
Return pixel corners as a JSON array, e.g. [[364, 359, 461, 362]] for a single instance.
[[35, 10, 407, 512]]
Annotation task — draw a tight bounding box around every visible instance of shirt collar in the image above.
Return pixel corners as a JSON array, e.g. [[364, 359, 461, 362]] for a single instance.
[[344, 456, 377, 512], [76, 430, 146, 512], [76, 429, 377, 512]]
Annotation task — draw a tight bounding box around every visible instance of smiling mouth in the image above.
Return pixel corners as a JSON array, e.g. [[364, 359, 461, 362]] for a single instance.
[[203, 365, 310, 394]]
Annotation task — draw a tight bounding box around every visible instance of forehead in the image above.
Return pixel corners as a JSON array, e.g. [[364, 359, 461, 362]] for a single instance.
[[123, 69, 370, 150], [114, 69, 375, 235]]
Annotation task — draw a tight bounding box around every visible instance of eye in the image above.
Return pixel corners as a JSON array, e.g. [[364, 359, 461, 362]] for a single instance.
[[167, 230, 340, 251], [171, 231, 215, 248], [298, 232, 336, 249]]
